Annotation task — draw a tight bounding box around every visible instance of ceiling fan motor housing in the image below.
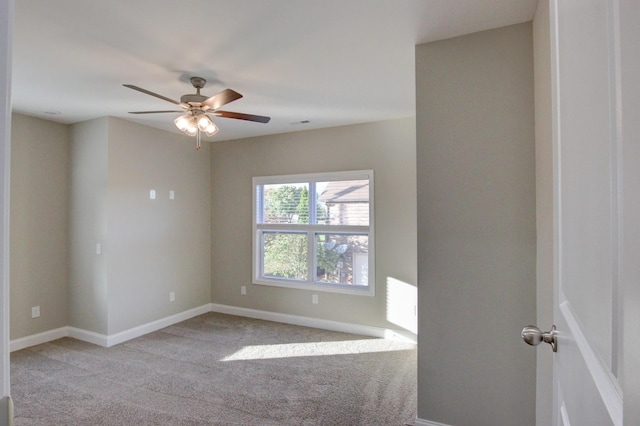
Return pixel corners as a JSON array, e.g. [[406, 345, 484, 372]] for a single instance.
[[180, 93, 209, 105], [179, 77, 209, 105]]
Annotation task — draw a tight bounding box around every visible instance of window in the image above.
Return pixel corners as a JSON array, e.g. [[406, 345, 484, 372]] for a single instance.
[[253, 170, 374, 296]]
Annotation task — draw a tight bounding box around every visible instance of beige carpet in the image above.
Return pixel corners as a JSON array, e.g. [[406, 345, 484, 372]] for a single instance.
[[10, 312, 417, 425]]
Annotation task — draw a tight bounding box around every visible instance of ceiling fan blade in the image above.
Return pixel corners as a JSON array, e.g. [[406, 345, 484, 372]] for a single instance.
[[201, 89, 243, 110], [123, 84, 181, 105], [128, 110, 184, 114], [215, 110, 271, 123]]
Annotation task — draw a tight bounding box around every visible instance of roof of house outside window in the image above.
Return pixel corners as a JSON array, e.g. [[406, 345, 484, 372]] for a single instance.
[[318, 180, 369, 203]]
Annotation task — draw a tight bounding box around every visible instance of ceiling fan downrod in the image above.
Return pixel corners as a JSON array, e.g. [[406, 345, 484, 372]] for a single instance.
[[190, 76, 206, 91]]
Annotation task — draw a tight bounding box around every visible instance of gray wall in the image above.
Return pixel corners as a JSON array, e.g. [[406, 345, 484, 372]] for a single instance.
[[13, 114, 410, 339], [69, 118, 109, 334], [533, 2, 554, 425], [106, 118, 211, 333], [415, 23, 536, 425], [69, 117, 211, 335], [210, 118, 417, 331], [10, 113, 70, 339]]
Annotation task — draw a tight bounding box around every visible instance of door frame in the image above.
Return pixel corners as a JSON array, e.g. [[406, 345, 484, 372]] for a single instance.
[[0, 0, 13, 423], [619, 0, 640, 423], [533, 1, 554, 424], [0, 0, 12, 397]]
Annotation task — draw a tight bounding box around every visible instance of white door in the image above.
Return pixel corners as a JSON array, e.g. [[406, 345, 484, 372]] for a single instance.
[[550, 0, 622, 424]]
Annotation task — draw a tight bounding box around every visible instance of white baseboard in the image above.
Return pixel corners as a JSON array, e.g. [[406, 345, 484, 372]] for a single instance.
[[105, 304, 211, 347], [11, 302, 415, 352], [414, 418, 452, 426], [9, 327, 68, 352], [209, 303, 417, 343], [10, 304, 211, 351], [68, 326, 108, 347]]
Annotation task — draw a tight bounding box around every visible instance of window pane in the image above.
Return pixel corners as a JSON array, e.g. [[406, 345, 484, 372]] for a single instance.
[[315, 234, 368, 285], [316, 180, 369, 226], [261, 183, 310, 224], [263, 232, 308, 280]]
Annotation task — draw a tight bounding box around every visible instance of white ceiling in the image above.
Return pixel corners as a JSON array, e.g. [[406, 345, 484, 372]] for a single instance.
[[12, 0, 538, 141]]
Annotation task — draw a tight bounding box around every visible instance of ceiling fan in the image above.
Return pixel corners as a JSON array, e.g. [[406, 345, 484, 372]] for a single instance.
[[123, 76, 270, 149]]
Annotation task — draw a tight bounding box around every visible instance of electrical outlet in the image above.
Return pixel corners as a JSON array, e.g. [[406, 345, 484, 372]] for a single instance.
[[169, 190, 175, 200], [312, 294, 318, 304], [169, 291, 175, 302], [241, 286, 246, 295], [150, 189, 156, 200], [31, 306, 40, 318]]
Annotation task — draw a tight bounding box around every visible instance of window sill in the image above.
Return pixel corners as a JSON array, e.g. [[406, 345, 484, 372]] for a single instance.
[[252, 278, 375, 297]]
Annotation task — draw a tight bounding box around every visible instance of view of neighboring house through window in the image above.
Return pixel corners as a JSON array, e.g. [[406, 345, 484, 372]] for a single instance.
[[253, 170, 374, 296]]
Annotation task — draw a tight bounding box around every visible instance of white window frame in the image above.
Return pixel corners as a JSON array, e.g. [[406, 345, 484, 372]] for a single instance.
[[252, 170, 375, 296]]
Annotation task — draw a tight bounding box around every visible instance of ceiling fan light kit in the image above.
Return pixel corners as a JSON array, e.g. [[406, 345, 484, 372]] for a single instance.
[[174, 114, 195, 134], [197, 115, 218, 135], [124, 76, 270, 150]]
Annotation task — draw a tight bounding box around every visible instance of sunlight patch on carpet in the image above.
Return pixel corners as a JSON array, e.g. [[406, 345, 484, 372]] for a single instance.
[[220, 339, 415, 361]]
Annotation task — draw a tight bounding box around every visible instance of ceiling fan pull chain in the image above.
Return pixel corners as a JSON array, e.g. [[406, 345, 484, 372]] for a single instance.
[[196, 130, 202, 150]]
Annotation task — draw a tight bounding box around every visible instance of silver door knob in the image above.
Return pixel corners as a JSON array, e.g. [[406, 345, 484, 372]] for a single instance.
[[521, 325, 557, 352]]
